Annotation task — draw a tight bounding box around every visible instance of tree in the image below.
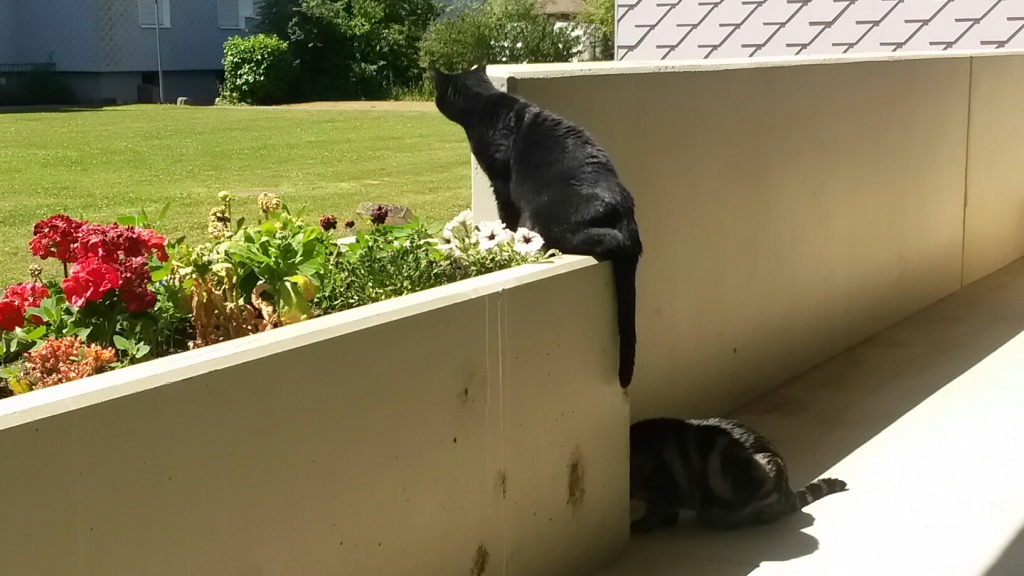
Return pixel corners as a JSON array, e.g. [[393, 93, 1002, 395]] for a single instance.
[[577, 0, 614, 61], [417, 2, 491, 74], [256, 0, 443, 100], [419, 0, 580, 74]]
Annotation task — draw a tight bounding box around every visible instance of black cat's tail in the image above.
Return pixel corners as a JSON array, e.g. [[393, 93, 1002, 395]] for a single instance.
[[795, 478, 848, 509], [613, 253, 639, 388]]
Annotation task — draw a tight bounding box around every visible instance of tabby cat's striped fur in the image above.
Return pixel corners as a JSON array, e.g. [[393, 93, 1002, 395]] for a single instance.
[[630, 417, 847, 533]]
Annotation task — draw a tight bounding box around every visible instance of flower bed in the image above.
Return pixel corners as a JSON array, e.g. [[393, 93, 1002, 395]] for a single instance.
[[0, 193, 556, 398]]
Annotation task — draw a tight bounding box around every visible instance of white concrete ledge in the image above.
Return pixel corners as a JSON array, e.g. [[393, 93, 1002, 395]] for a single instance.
[[0, 256, 629, 576], [486, 49, 1024, 79]]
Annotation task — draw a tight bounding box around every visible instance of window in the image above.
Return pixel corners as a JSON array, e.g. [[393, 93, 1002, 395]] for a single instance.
[[139, 0, 171, 28], [219, 0, 255, 30]]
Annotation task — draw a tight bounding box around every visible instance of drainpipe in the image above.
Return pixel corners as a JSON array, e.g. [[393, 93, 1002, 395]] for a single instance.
[[155, 0, 165, 103]]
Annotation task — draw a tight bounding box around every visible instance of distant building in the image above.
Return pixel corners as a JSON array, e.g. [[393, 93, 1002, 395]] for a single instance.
[[0, 0, 257, 105]]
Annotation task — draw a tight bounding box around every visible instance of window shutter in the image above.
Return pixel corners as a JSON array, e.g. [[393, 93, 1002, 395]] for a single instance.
[[239, 0, 255, 18], [218, 0, 241, 28], [138, 0, 158, 27]]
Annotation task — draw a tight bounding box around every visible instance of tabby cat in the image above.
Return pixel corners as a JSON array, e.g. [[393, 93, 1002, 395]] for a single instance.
[[430, 64, 643, 388], [630, 417, 848, 533]]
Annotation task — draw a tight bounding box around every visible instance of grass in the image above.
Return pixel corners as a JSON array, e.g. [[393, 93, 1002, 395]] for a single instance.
[[0, 104, 469, 286]]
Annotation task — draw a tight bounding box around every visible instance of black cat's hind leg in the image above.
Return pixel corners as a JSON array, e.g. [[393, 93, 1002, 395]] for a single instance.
[[558, 228, 631, 260]]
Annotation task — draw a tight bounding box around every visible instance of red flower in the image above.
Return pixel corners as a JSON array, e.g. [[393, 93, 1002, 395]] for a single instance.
[[118, 257, 157, 313], [3, 282, 50, 324], [61, 258, 121, 308], [73, 224, 168, 265], [0, 300, 24, 331], [369, 206, 389, 226], [320, 215, 338, 231], [30, 215, 168, 314], [137, 228, 169, 262], [120, 285, 157, 313], [29, 215, 86, 262]]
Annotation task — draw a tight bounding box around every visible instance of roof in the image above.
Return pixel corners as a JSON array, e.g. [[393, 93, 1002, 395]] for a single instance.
[[542, 0, 583, 15]]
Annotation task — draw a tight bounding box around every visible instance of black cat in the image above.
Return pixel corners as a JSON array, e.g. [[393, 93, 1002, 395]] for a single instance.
[[430, 64, 643, 388], [630, 417, 848, 532]]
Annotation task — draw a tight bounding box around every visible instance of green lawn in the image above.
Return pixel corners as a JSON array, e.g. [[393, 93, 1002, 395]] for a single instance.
[[0, 105, 470, 286]]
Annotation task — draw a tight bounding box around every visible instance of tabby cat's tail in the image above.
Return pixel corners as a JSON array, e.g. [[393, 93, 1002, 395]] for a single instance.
[[795, 478, 848, 508], [613, 254, 639, 388]]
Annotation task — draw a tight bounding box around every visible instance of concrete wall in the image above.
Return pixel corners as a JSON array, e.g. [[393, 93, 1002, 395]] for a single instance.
[[0, 256, 629, 576], [477, 51, 1024, 420], [96, 0, 241, 72], [6, 0, 241, 73], [616, 0, 1024, 61], [0, 0, 16, 63], [963, 53, 1024, 284]]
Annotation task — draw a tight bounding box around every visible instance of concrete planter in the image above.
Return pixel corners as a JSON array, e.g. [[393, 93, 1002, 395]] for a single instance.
[[0, 255, 629, 576]]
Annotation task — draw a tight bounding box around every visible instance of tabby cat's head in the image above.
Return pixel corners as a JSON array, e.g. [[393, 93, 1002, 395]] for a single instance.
[[429, 63, 497, 123]]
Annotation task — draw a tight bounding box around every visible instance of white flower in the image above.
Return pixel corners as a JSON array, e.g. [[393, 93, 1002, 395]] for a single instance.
[[443, 209, 475, 243], [436, 242, 464, 258], [513, 228, 545, 254], [475, 220, 514, 251]]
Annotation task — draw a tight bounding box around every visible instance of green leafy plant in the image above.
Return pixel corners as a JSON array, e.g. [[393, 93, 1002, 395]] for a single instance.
[[1, 193, 557, 399], [221, 33, 297, 105], [316, 218, 455, 312], [419, 0, 580, 75], [316, 208, 557, 314]]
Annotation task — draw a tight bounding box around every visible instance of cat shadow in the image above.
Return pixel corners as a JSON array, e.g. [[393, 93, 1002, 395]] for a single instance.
[[595, 507, 819, 576]]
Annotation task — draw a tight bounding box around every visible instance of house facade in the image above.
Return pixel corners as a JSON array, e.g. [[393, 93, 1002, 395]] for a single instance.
[[0, 0, 256, 104], [543, 0, 583, 21]]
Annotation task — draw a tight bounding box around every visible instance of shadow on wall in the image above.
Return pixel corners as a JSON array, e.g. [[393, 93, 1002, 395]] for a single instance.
[[0, 70, 77, 107], [730, 256, 1024, 487]]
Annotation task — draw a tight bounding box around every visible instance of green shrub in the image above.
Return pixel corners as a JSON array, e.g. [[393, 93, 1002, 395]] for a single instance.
[[418, 4, 492, 75], [221, 34, 296, 105], [419, 0, 579, 74]]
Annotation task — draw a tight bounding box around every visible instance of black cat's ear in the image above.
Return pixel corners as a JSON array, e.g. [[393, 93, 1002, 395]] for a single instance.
[[427, 65, 441, 81], [470, 61, 488, 75]]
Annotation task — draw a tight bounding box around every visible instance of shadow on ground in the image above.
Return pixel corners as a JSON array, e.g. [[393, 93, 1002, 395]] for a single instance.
[[0, 103, 116, 114], [597, 510, 819, 575]]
